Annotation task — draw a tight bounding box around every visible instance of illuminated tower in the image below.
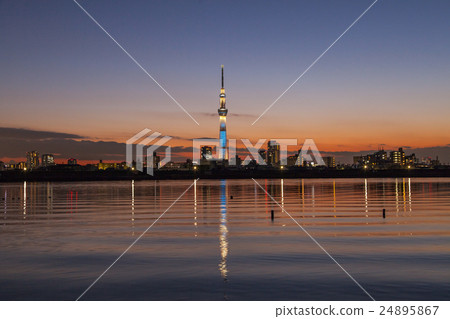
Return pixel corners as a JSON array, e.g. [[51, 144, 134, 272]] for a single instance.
[[218, 65, 228, 160]]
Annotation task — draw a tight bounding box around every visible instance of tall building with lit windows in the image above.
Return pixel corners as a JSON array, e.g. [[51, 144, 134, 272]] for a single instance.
[[266, 140, 280, 166], [322, 156, 336, 168], [390, 147, 405, 166], [41, 154, 55, 167], [218, 65, 228, 161], [26, 151, 39, 170]]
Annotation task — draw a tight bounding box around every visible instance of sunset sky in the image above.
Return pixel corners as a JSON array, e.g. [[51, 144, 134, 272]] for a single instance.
[[1, 0, 449, 163]]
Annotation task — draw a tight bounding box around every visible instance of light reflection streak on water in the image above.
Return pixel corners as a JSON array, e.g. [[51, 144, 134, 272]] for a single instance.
[[281, 179, 284, 209], [131, 180, 135, 235], [403, 178, 407, 213], [364, 179, 368, 217], [265, 179, 268, 215], [302, 179, 304, 214], [23, 181, 27, 218], [194, 179, 198, 237], [333, 180, 336, 214], [46, 182, 53, 214], [395, 178, 399, 216], [218, 180, 228, 281], [408, 178, 412, 214], [68, 190, 78, 214]]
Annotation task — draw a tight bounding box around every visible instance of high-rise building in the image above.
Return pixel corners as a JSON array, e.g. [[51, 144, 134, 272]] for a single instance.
[[287, 155, 298, 167], [153, 151, 160, 169], [258, 150, 266, 164], [41, 154, 55, 167], [26, 151, 39, 170], [390, 147, 405, 166], [217, 65, 228, 161], [266, 140, 280, 166], [143, 151, 160, 169], [405, 153, 417, 167], [322, 156, 336, 168], [295, 151, 304, 166], [235, 155, 242, 167], [353, 156, 363, 165]]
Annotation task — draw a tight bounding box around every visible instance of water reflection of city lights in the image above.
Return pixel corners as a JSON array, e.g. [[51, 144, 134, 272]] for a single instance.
[[23, 181, 27, 216], [395, 178, 399, 216], [194, 179, 198, 237], [218, 180, 228, 281], [408, 178, 412, 213], [364, 179, 368, 217]]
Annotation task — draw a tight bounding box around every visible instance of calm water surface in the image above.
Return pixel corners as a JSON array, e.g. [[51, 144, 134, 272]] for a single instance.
[[0, 178, 449, 300]]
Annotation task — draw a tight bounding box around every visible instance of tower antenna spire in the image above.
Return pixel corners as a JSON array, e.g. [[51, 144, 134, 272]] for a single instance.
[[221, 65, 224, 88]]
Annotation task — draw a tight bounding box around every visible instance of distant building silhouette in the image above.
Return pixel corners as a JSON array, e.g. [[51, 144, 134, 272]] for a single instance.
[[322, 156, 336, 168], [354, 147, 418, 168], [41, 154, 55, 167], [258, 150, 266, 165], [287, 154, 298, 167], [152, 151, 160, 168]]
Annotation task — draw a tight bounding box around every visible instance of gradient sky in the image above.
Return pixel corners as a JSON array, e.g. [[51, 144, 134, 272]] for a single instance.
[[1, 0, 449, 162]]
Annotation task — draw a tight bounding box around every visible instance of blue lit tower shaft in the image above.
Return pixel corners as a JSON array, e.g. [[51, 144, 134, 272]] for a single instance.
[[218, 65, 228, 160]]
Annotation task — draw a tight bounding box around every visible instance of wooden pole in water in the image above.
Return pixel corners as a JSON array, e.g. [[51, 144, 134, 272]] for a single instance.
[[383, 208, 386, 218]]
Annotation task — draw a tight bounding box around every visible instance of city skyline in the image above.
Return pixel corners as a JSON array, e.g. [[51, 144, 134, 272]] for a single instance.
[[1, 0, 449, 163], [1, 141, 446, 170], [1, 125, 449, 165]]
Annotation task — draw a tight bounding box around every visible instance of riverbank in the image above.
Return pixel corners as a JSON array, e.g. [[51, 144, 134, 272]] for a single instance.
[[1, 167, 449, 182]]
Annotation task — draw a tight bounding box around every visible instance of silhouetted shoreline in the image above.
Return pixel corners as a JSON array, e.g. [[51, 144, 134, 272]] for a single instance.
[[1, 167, 449, 182]]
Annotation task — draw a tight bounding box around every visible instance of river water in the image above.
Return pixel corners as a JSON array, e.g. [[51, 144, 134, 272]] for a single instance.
[[0, 178, 449, 300]]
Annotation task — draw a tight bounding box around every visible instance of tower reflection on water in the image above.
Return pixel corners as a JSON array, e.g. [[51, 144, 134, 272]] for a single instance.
[[218, 180, 228, 281]]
